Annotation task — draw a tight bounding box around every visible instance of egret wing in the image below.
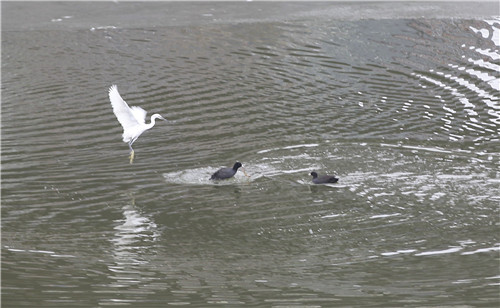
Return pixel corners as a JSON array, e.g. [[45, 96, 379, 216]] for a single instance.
[[130, 106, 147, 124], [109, 85, 140, 130]]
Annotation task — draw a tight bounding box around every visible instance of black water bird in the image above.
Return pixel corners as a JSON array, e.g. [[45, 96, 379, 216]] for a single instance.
[[310, 171, 339, 184], [210, 162, 243, 180]]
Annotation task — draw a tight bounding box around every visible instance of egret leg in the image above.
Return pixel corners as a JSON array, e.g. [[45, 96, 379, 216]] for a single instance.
[[129, 150, 135, 164], [128, 142, 135, 164]]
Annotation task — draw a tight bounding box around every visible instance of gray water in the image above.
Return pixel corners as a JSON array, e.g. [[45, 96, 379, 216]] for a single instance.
[[2, 2, 500, 307]]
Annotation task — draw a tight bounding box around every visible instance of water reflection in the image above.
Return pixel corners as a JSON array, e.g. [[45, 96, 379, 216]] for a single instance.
[[2, 3, 500, 306], [111, 194, 159, 250], [103, 193, 160, 305]]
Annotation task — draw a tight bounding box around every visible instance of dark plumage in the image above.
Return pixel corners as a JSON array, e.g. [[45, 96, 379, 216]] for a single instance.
[[310, 171, 339, 184], [210, 162, 243, 180]]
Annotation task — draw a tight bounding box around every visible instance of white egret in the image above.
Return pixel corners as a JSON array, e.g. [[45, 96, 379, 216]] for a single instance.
[[108, 85, 167, 164]]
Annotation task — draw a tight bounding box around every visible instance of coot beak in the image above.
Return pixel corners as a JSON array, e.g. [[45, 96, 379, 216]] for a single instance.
[[241, 167, 250, 178]]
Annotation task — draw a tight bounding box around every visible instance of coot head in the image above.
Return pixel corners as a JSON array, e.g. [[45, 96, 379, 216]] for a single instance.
[[233, 162, 243, 170]]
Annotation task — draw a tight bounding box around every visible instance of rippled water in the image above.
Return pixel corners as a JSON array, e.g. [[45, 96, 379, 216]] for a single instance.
[[2, 2, 500, 307]]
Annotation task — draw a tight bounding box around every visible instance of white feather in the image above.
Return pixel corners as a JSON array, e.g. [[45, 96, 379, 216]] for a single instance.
[[108, 85, 165, 145], [130, 106, 147, 124], [109, 85, 142, 137]]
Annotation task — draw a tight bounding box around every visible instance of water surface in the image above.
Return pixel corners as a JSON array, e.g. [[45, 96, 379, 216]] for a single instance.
[[2, 2, 499, 307]]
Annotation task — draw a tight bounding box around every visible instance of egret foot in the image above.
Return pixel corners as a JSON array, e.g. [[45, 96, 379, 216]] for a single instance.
[[129, 150, 135, 164]]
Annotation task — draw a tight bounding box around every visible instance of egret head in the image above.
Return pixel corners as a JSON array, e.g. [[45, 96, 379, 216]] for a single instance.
[[152, 114, 167, 122]]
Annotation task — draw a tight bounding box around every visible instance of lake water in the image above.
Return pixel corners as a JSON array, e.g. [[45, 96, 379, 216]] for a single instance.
[[2, 2, 499, 307]]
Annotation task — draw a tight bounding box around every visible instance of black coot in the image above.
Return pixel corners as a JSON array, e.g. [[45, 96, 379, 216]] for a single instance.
[[310, 171, 339, 184], [210, 162, 243, 180]]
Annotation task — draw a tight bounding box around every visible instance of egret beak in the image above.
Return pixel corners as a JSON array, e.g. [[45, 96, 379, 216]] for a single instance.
[[162, 116, 177, 124], [159, 116, 167, 122]]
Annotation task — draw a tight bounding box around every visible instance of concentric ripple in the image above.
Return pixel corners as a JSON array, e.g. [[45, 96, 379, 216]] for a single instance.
[[2, 3, 499, 307]]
